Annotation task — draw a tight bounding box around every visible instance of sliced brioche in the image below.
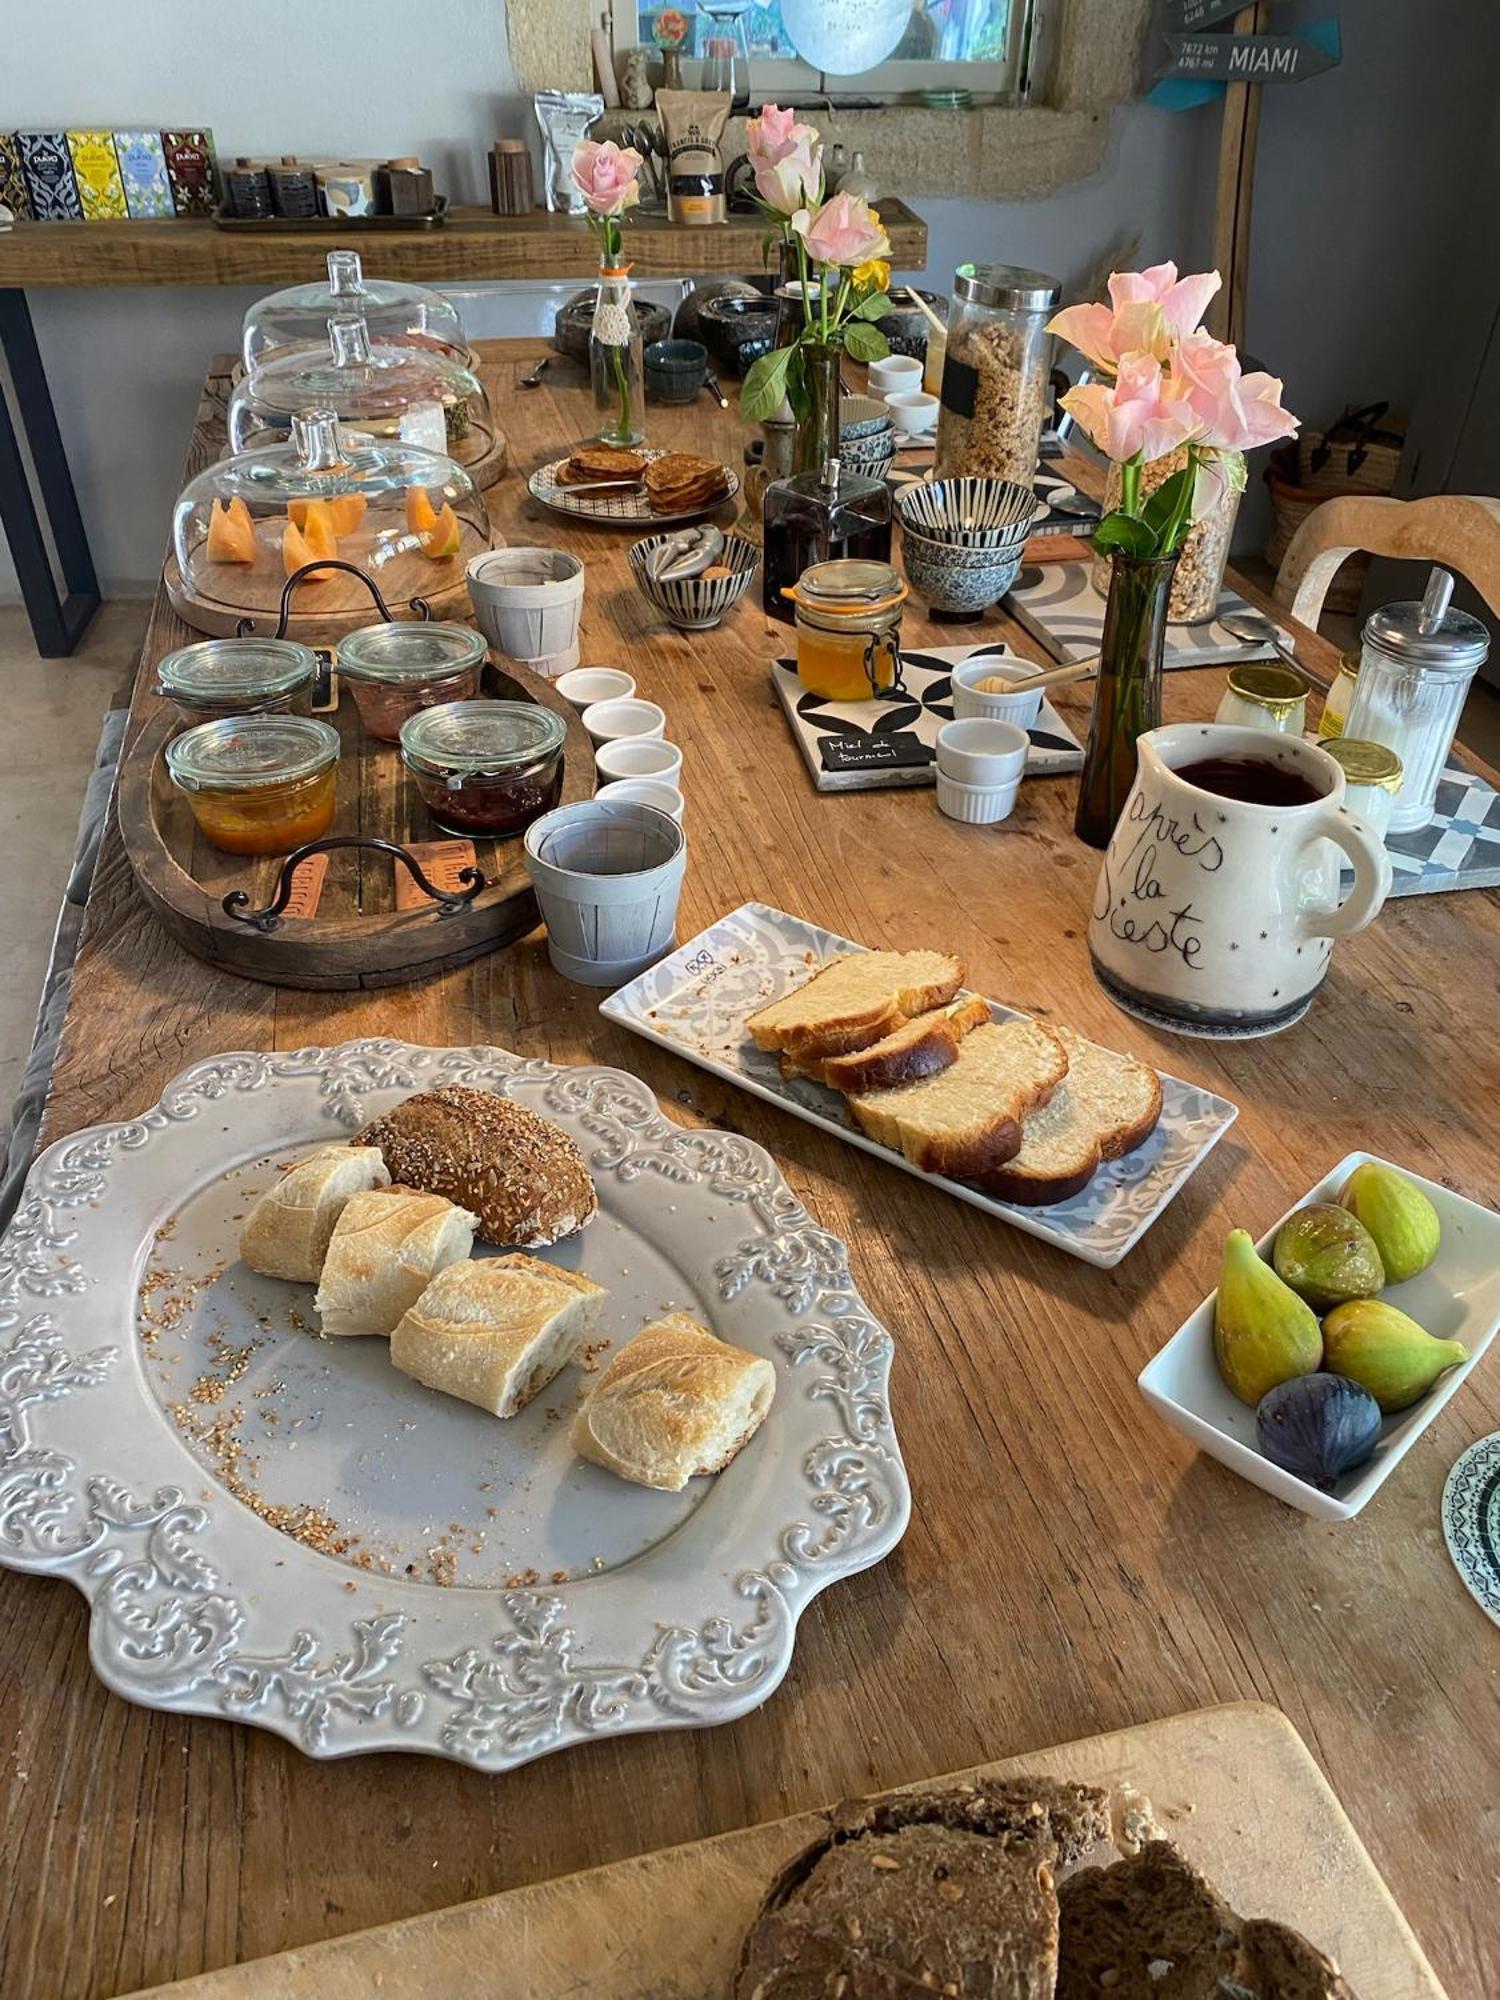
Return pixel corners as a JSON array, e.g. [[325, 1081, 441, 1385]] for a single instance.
[[390, 1252, 607, 1417], [313, 1187, 478, 1337], [847, 1019, 1069, 1180], [745, 950, 964, 1060], [783, 994, 991, 1093], [571, 1312, 775, 1491], [238, 1145, 391, 1283], [979, 1028, 1163, 1206]]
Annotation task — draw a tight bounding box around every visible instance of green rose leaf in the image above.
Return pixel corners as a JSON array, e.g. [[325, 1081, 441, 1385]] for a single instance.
[[740, 347, 793, 426], [1142, 465, 1194, 537], [854, 292, 892, 320], [1091, 511, 1159, 561], [842, 319, 890, 363]]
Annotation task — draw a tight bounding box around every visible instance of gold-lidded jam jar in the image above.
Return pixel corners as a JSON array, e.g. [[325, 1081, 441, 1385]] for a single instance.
[[400, 699, 566, 837], [784, 559, 907, 702], [1317, 649, 1360, 741], [1214, 660, 1311, 736], [1324, 737, 1403, 840], [336, 621, 488, 741], [165, 714, 340, 856], [155, 636, 320, 728]]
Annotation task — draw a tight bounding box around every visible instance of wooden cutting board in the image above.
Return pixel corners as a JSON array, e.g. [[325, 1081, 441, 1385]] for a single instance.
[[127, 1703, 1443, 2000]]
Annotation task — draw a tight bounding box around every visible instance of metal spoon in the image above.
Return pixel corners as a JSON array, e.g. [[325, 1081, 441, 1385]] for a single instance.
[[703, 371, 730, 410], [1219, 606, 1303, 668], [519, 356, 551, 390]]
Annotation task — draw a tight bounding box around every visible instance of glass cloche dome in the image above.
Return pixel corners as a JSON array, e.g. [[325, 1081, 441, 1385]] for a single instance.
[[228, 317, 495, 469], [242, 250, 468, 371], [171, 408, 491, 632]]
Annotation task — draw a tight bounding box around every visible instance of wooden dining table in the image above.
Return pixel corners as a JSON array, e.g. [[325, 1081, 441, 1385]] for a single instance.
[[5, 338, 1497, 2000]]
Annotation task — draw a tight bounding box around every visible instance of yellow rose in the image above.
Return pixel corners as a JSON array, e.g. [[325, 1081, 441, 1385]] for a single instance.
[[853, 258, 891, 295]]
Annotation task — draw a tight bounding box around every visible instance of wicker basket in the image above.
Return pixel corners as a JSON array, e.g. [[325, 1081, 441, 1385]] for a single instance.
[[1296, 402, 1406, 494], [1265, 445, 1369, 619]]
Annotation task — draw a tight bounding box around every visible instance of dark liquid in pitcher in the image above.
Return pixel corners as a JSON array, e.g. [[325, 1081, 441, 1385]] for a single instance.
[[1175, 756, 1322, 808]]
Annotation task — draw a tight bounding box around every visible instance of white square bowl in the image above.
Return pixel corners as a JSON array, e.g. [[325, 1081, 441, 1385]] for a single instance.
[[1138, 1152, 1500, 1520]]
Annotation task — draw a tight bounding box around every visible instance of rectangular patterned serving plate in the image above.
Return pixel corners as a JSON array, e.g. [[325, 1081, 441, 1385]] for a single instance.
[[602, 904, 1239, 1268]]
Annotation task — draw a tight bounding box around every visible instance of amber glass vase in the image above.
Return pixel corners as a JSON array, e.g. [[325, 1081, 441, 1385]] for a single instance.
[[1074, 549, 1178, 849]]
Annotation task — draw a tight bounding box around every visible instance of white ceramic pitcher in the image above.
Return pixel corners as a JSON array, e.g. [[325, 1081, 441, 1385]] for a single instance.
[[1088, 724, 1393, 1039]]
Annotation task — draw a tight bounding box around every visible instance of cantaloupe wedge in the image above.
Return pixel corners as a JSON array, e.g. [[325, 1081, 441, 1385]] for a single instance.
[[328, 494, 367, 536], [206, 496, 255, 564], [418, 502, 462, 560], [288, 497, 333, 537], [405, 484, 439, 538], [282, 518, 338, 579]]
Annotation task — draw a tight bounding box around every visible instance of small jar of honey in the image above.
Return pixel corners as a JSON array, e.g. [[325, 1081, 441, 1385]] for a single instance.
[[166, 714, 340, 856], [783, 560, 908, 703]]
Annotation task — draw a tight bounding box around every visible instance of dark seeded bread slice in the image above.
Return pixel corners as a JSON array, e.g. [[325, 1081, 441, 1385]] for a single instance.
[[847, 1020, 1069, 1180], [978, 1027, 1163, 1206], [1234, 1918, 1359, 1998], [746, 950, 965, 1060], [781, 995, 992, 1093]]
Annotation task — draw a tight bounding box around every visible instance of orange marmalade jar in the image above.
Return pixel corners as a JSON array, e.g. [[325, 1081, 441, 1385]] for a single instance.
[[166, 714, 340, 856], [783, 560, 908, 702]]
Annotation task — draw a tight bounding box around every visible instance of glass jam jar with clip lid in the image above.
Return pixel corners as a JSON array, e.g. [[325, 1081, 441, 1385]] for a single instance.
[[783, 559, 908, 702], [165, 714, 340, 856]]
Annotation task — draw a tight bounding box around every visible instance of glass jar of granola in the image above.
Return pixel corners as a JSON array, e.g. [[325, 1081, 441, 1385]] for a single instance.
[[1090, 447, 1244, 625], [933, 264, 1060, 485]]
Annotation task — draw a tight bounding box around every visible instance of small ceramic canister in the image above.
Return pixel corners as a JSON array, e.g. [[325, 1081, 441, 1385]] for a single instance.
[[594, 737, 683, 783], [523, 799, 687, 986], [950, 657, 1043, 729], [556, 668, 636, 708], [581, 697, 667, 746], [935, 717, 1028, 786], [1214, 661, 1310, 735], [1323, 738, 1403, 840]]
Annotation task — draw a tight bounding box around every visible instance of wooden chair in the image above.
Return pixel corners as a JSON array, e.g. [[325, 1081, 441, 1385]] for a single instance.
[[1275, 492, 1500, 629]]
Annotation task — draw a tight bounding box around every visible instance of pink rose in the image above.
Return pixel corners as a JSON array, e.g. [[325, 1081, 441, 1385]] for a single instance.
[[754, 133, 822, 217], [1172, 331, 1299, 451], [792, 192, 889, 271], [1048, 263, 1221, 374], [747, 104, 800, 164], [570, 139, 643, 218], [1060, 353, 1203, 464]]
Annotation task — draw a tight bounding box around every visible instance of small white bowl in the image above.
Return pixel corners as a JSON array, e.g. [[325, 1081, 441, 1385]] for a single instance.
[[596, 777, 685, 822], [935, 770, 1021, 825], [594, 737, 684, 784], [556, 668, 636, 709], [951, 656, 1043, 730], [1138, 1152, 1500, 1522], [885, 389, 939, 437], [935, 717, 1028, 786], [869, 353, 923, 396], [581, 697, 667, 746]]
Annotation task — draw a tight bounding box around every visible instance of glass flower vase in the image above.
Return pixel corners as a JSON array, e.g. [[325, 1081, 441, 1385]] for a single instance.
[[791, 338, 842, 476], [589, 265, 645, 447], [1074, 549, 1178, 849]]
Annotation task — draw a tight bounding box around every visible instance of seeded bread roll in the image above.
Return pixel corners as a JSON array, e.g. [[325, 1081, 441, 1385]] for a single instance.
[[355, 1085, 597, 1248], [239, 1145, 391, 1283]]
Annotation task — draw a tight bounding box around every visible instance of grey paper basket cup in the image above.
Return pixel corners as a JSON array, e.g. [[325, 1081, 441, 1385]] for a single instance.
[[523, 800, 687, 986]]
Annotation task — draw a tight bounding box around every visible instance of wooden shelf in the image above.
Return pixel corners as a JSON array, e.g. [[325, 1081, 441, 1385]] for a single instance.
[[0, 200, 927, 288]]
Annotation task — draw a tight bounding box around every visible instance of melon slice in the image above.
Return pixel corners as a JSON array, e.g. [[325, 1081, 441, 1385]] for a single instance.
[[418, 502, 462, 560], [282, 519, 338, 580], [405, 484, 439, 538], [206, 496, 255, 564], [328, 494, 367, 536], [287, 497, 334, 538]]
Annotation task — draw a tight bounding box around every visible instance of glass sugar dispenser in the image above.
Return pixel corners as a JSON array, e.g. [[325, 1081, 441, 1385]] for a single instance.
[[241, 250, 468, 372], [1341, 568, 1489, 832]]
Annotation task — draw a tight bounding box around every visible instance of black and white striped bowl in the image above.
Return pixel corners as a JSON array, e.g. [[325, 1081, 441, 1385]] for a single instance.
[[895, 477, 1042, 548], [629, 532, 760, 631]]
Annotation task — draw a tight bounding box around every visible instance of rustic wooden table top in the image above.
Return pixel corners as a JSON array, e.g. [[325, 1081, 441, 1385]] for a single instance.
[[8, 339, 1497, 2000]]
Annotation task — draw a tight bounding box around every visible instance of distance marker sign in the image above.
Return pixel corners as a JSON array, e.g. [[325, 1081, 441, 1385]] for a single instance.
[[1159, 31, 1340, 83]]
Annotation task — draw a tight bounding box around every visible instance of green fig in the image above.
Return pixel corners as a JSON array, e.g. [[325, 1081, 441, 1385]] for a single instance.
[[1272, 1202, 1384, 1309], [1340, 1162, 1441, 1283], [1214, 1228, 1323, 1407], [1321, 1299, 1467, 1413]]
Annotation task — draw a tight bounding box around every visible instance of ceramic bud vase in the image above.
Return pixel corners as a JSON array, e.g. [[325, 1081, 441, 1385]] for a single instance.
[[792, 339, 842, 475], [590, 263, 645, 448], [1074, 549, 1177, 849]]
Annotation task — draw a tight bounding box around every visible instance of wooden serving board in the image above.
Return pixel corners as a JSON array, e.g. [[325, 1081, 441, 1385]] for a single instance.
[[117, 659, 594, 989], [126, 1704, 1444, 2000], [163, 533, 481, 643]]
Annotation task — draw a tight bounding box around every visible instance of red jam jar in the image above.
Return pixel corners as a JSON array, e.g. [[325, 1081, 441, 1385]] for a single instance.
[[399, 700, 566, 837], [336, 621, 487, 741]]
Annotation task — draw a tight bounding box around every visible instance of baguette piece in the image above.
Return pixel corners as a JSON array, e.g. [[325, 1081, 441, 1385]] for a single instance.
[[355, 1084, 596, 1248], [847, 1019, 1069, 1180], [782, 994, 991, 1093], [978, 1027, 1163, 1206], [745, 950, 964, 1060], [238, 1145, 391, 1283], [390, 1253, 607, 1417], [313, 1188, 478, 1337], [571, 1312, 774, 1491]]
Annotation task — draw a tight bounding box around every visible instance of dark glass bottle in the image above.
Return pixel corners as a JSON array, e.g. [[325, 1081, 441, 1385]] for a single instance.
[[762, 456, 893, 625]]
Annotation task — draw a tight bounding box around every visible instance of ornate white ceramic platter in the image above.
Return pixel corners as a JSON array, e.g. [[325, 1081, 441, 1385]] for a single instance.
[[0, 1041, 908, 1768], [602, 903, 1240, 1269], [528, 451, 740, 527], [1443, 1431, 1500, 1627]]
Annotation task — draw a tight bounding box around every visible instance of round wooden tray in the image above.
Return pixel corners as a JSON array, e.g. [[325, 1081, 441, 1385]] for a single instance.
[[163, 536, 483, 642], [119, 662, 594, 989]]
